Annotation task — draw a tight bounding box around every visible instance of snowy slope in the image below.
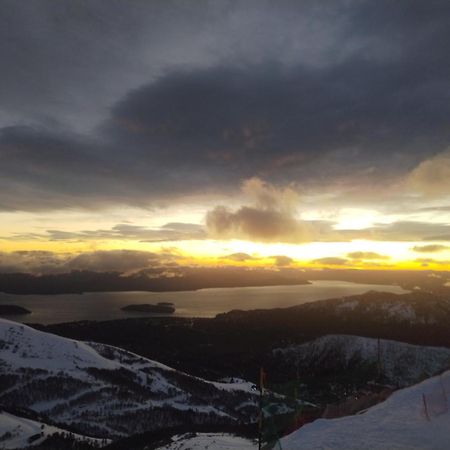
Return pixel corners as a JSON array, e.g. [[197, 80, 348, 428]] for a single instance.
[[280, 369, 450, 450], [0, 319, 118, 371], [136, 371, 450, 450], [274, 335, 450, 386], [155, 433, 256, 450], [299, 290, 450, 325], [0, 411, 105, 449], [0, 318, 261, 439]]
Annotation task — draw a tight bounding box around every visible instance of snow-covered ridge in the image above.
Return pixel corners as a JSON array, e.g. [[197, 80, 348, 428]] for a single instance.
[[154, 432, 256, 449], [280, 369, 450, 450], [300, 290, 450, 325], [274, 335, 450, 386], [0, 318, 259, 439], [0, 319, 118, 371], [0, 411, 106, 449]]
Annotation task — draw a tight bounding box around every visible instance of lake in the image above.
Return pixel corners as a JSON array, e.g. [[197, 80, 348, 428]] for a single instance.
[[0, 280, 409, 325]]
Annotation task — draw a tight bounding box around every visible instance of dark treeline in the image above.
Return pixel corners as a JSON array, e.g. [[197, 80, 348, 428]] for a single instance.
[[0, 268, 448, 295], [0, 268, 308, 295], [105, 423, 257, 450]]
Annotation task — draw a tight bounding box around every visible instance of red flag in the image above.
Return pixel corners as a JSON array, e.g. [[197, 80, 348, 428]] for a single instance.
[[260, 367, 267, 392]]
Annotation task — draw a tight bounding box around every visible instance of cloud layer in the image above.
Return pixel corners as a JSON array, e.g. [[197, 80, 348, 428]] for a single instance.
[[1, 1, 450, 211], [0, 250, 176, 275]]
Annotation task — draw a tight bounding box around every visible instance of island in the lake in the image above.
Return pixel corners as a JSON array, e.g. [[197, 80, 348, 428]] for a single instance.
[[0, 305, 31, 316], [121, 302, 175, 314]]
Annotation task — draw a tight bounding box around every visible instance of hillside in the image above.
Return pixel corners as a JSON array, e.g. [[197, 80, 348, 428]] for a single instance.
[[280, 369, 450, 450], [0, 319, 263, 439], [154, 433, 255, 449], [274, 335, 450, 387], [219, 290, 450, 326], [128, 370, 450, 450], [216, 290, 450, 348], [0, 411, 105, 449]]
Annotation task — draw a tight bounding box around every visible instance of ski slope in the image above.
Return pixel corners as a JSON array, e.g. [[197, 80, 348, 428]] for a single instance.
[[154, 371, 450, 450], [281, 369, 450, 450], [155, 433, 256, 450], [0, 411, 105, 449], [0, 318, 261, 439]]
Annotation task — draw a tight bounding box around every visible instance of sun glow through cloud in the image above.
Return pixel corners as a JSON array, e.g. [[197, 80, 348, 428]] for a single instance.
[[0, 1, 450, 278]]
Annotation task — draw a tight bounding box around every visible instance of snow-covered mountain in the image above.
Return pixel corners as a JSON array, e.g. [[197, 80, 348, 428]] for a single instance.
[[274, 335, 450, 387], [0, 318, 260, 440], [297, 290, 450, 325], [154, 433, 256, 450], [219, 290, 450, 328], [0, 410, 105, 449], [150, 371, 450, 450], [280, 369, 450, 450]]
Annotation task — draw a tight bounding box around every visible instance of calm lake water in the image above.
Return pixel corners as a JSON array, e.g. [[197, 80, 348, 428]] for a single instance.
[[0, 281, 408, 325]]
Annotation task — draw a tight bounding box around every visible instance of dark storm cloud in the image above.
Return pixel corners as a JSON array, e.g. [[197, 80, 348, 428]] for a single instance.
[[2, 0, 450, 210], [107, 56, 450, 187], [0, 0, 230, 131]]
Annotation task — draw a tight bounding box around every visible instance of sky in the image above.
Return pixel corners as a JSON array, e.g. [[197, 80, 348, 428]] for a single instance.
[[1, 0, 450, 275]]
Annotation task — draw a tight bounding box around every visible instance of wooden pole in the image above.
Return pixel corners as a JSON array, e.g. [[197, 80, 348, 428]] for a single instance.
[[422, 393, 430, 421], [377, 337, 381, 380], [258, 367, 265, 450]]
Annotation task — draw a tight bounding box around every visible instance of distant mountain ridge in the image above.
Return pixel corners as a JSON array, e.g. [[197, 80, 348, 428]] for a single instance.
[[217, 290, 450, 347], [220, 290, 450, 324]]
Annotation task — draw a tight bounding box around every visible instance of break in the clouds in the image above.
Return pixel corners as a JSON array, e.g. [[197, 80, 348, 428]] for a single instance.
[[2, 1, 450, 211]]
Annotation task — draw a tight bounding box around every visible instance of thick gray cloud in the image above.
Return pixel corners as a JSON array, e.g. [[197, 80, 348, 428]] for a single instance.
[[206, 205, 315, 243], [2, 0, 450, 210], [0, 251, 66, 274], [65, 250, 169, 273], [0, 249, 176, 274]]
